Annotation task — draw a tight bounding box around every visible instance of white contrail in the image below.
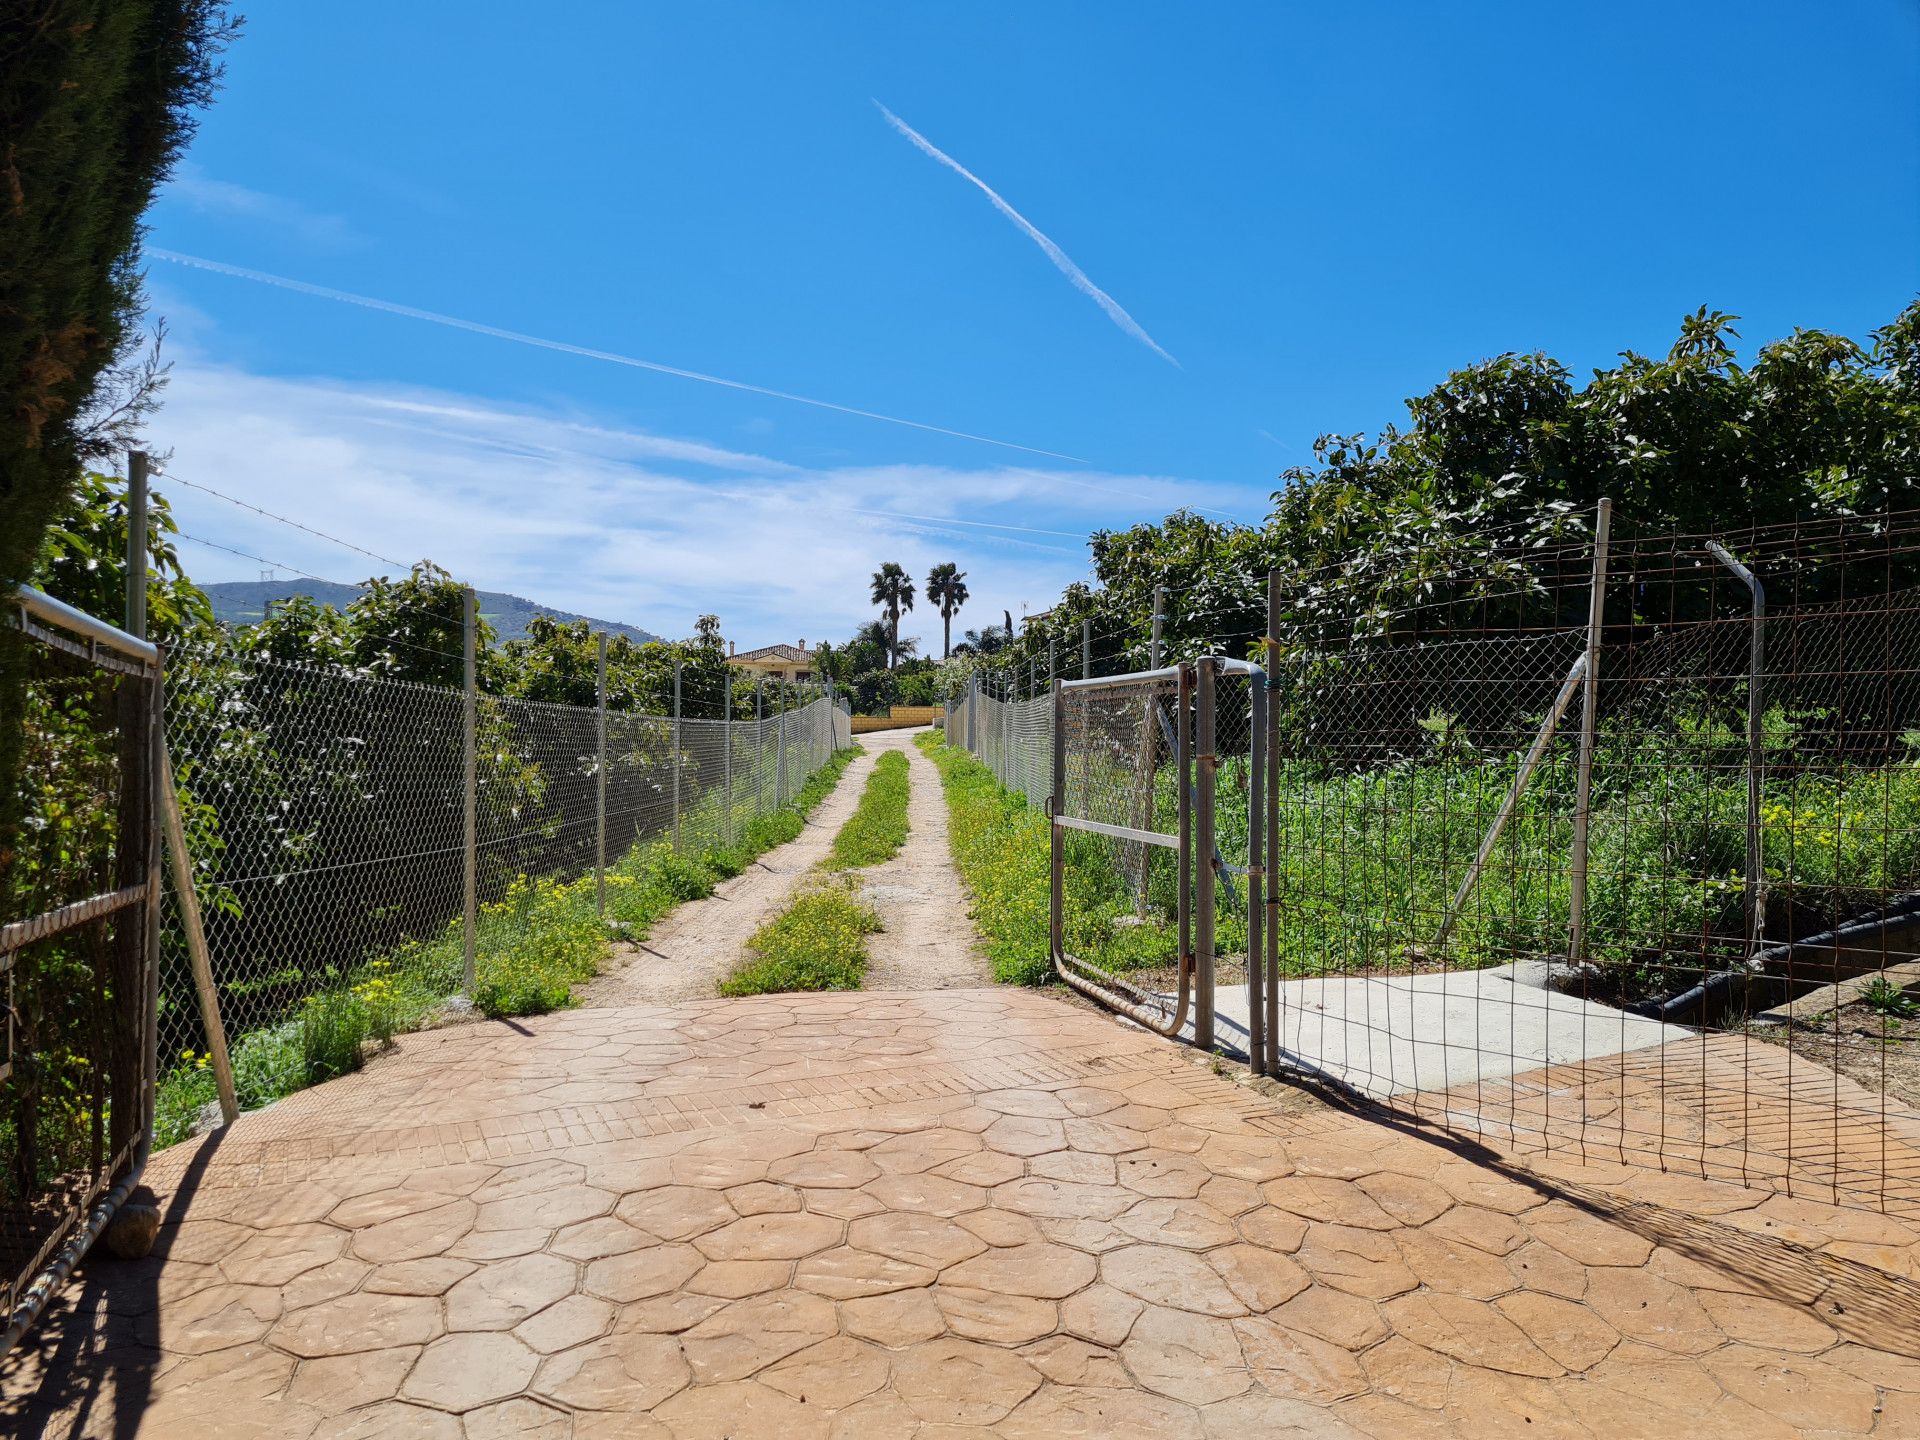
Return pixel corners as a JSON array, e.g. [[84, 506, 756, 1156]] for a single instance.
[[148, 249, 1086, 462], [876, 102, 1178, 367]]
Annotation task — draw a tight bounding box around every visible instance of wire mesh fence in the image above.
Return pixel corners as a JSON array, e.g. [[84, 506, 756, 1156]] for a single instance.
[[2, 592, 160, 1346], [957, 683, 1053, 811], [947, 508, 1920, 1216], [153, 635, 850, 1146]]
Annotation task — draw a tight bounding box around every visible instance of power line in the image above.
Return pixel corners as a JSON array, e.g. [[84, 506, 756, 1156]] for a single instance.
[[177, 531, 335, 584], [160, 471, 410, 571], [175, 532, 467, 664]]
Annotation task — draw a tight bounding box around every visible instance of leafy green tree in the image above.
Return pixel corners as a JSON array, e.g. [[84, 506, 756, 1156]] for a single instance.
[[34, 472, 215, 644], [869, 562, 916, 670], [1, 0, 238, 899], [926, 563, 969, 659], [1028, 300, 1920, 677]]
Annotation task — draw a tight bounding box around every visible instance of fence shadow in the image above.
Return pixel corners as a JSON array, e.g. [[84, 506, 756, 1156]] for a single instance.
[[1259, 1065, 1920, 1354], [3, 1127, 231, 1440]]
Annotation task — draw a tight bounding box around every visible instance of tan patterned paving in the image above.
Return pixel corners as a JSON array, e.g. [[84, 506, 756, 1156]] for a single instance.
[[7, 988, 1920, 1438]]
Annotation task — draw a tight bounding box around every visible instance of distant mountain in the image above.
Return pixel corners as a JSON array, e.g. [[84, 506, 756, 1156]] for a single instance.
[[201, 580, 664, 646]]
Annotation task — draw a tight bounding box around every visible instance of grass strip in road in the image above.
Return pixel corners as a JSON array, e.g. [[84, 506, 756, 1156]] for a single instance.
[[718, 746, 903, 996], [718, 878, 880, 996], [828, 749, 911, 868]]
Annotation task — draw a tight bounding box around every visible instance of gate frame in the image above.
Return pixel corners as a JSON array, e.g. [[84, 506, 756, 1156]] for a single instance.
[[1050, 664, 1199, 1038], [1049, 656, 1268, 1058], [3, 585, 162, 1357]]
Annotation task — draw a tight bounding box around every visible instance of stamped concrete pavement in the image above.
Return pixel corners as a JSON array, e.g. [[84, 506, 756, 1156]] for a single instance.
[[7, 987, 1920, 1438]]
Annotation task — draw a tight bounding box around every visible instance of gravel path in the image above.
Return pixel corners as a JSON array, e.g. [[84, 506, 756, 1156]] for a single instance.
[[575, 746, 880, 1007], [855, 727, 994, 990], [575, 726, 989, 1005]]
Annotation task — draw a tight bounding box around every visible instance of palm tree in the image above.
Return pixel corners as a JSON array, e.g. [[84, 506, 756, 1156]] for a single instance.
[[869, 562, 916, 670], [926, 563, 969, 659]]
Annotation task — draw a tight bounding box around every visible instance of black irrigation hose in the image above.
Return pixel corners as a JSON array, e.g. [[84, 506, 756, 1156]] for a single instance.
[[1627, 890, 1920, 1023]]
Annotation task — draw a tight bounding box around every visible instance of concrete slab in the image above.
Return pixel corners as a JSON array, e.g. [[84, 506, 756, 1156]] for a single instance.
[[1174, 962, 1694, 1098]]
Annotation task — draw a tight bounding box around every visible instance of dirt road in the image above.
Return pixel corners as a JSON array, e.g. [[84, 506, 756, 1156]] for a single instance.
[[576, 726, 988, 1005]]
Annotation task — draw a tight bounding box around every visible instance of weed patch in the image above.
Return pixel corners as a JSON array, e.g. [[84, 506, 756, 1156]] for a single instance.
[[718, 879, 879, 996]]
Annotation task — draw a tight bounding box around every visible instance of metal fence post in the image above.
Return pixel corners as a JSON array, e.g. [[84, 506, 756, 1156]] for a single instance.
[[1708, 540, 1768, 953], [1082, 619, 1091, 679], [776, 681, 788, 805], [723, 665, 734, 846], [1265, 570, 1282, 1076], [1049, 677, 1065, 964], [1007, 672, 1015, 784], [462, 586, 477, 994], [595, 633, 608, 918], [756, 680, 766, 812], [1193, 658, 1218, 1052], [125, 451, 148, 638], [671, 659, 683, 852], [1247, 657, 1268, 1078], [118, 453, 158, 1164], [1151, 585, 1166, 669], [1567, 498, 1612, 966]]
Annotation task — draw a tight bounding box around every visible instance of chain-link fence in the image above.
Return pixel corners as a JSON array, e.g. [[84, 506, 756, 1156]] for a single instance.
[[154, 635, 850, 1144], [946, 507, 1920, 1216], [952, 682, 1052, 810], [3, 590, 160, 1350]]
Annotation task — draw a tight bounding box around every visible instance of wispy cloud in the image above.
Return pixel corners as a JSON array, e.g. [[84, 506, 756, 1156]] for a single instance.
[[150, 250, 1084, 462], [146, 364, 1238, 644], [163, 165, 357, 248], [876, 102, 1178, 368]]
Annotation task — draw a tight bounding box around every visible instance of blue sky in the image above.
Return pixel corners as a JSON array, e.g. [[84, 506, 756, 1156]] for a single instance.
[[145, 1, 1920, 650]]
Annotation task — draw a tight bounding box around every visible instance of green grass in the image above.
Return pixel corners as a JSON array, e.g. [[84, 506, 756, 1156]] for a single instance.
[[929, 698, 1920, 1006], [829, 750, 910, 867], [152, 743, 861, 1149], [916, 731, 1175, 986], [717, 879, 880, 996]]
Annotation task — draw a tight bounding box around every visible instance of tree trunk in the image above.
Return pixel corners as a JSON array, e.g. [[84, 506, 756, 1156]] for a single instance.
[[942, 609, 952, 660], [888, 605, 899, 670]]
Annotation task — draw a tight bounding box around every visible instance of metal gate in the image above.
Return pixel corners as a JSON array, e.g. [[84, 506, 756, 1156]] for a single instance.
[[3, 586, 162, 1354], [1049, 657, 1268, 1058]]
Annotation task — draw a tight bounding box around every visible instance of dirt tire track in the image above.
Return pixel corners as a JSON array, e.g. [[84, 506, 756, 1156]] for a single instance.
[[855, 727, 994, 990]]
